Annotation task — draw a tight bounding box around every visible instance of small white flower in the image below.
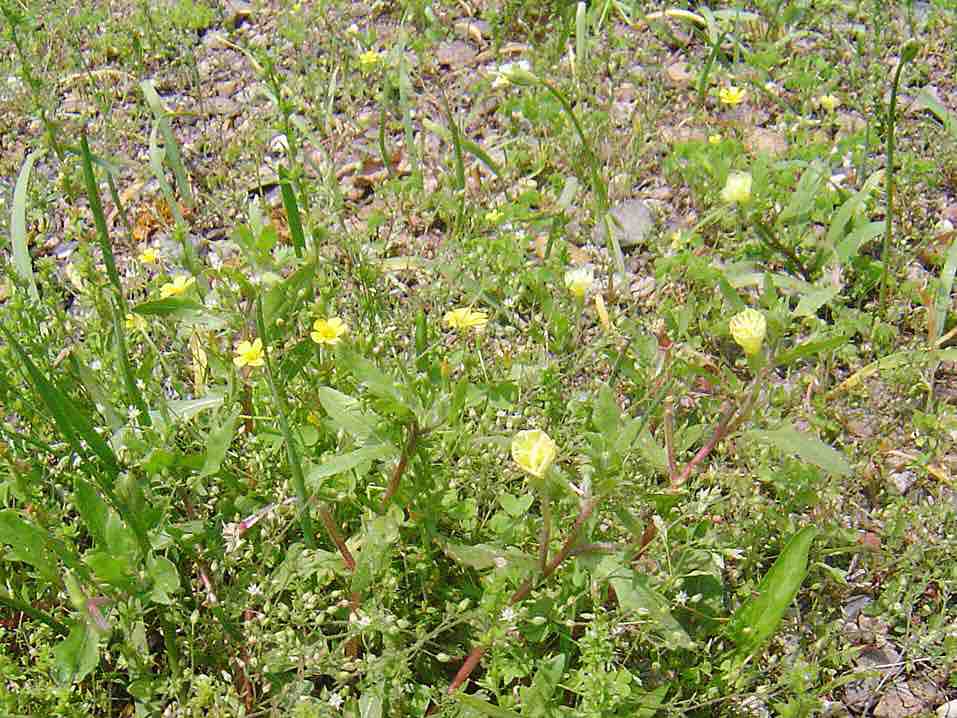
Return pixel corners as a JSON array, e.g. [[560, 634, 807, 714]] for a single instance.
[[247, 583, 262, 597], [501, 606, 517, 623], [492, 60, 533, 89], [675, 590, 689, 606], [328, 692, 344, 710]]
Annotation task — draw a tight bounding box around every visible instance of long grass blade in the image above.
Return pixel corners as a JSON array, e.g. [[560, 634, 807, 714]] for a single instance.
[[141, 80, 193, 207], [278, 166, 306, 257], [10, 149, 43, 300], [79, 134, 123, 306]]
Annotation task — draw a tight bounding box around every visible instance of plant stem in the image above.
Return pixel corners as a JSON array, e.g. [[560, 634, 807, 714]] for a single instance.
[[538, 492, 551, 573], [877, 41, 919, 323], [664, 395, 677, 482], [673, 401, 736, 487], [255, 298, 316, 549], [380, 420, 419, 511]]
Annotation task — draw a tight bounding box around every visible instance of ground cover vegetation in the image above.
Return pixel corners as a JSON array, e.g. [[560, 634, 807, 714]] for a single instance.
[[1, 0, 957, 715]]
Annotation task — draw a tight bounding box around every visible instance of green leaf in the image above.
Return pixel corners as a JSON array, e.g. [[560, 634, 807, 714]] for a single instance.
[[164, 394, 225, 423], [774, 336, 848, 368], [132, 297, 225, 330], [826, 171, 882, 249], [147, 555, 180, 605], [442, 541, 537, 574], [0, 325, 119, 476], [200, 406, 240, 477], [74, 480, 109, 548], [141, 80, 193, 207], [728, 526, 817, 657], [792, 284, 841, 318], [591, 383, 621, 436], [499, 493, 534, 518], [359, 692, 383, 718], [318, 387, 379, 442], [834, 220, 884, 264], [105, 511, 137, 558], [915, 86, 957, 138], [747, 424, 851, 476], [262, 261, 316, 339], [934, 236, 957, 343], [54, 621, 100, 685], [455, 694, 521, 718], [306, 444, 397, 486], [345, 353, 414, 416], [596, 557, 694, 649], [79, 134, 123, 300], [278, 166, 306, 256], [85, 551, 136, 590], [10, 149, 42, 300], [0, 510, 58, 582], [522, 653, 565, 717], [422, 118, 502, 177], [778, 160, 826, 224], [352, 513, 400, 596]]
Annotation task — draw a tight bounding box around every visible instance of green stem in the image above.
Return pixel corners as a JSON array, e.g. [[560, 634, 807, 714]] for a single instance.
[[256, 297, 316, 549], [877, 41, 919, 323]]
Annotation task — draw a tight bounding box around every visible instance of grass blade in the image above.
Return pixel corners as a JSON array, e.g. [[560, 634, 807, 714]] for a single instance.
[[141, 80, 193, 207], [79, 133, 123, 305], [278, 166, 306, 256], [10, 149, 43, 300]]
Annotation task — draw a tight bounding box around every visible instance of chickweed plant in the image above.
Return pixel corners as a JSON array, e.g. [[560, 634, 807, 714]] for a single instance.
[[1, 1, 957, 717]]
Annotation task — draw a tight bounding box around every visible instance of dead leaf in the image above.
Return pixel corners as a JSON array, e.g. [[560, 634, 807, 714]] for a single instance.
[[665, 62, 693, 86], [745, 127, 788, 156]]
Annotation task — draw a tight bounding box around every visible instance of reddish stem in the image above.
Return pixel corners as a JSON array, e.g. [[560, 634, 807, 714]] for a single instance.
[[672, 401, 735, 487], [317, 506, 356, 571], [380, 421, 419, 511]]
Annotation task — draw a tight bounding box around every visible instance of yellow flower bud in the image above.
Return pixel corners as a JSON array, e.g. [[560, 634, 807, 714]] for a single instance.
[[721, 172, 752, 205], [511, 429, 557, 479], [729, 308, 767, 356], [564, 266, 594, 299]]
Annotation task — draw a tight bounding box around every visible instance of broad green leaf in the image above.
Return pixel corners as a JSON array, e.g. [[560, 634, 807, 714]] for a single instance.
[[729, 526, 817, 657], [522, 653, 565, 717], [635, 428, 668, 474], [262, 261, 315, 338], [10, 149, 42, 300], [792, 284, 841, 318], [165, 394, 225, 422], [592, 383, 621, 436], [596, 556, 694, 649], [85, 551, 136, 590], [499, 493, 534, 518], [826, 170, 882, 248], [834, 220, 884, 264], [0, 510, 58, 582], [54, 621, 100, 685], [147, 554, 180, 605], [318, 387, 378, 442], [74, 480, 109, 548], [345, 353, 414, 416], [778, 160, 826, 224], [105, 511, 137, 558], [200, 406, 240, 477], [747, 424, 851, 476], [455, 694, 521, 718], [133, 297, 225, 330], [306, 444, 396, 486], [72, 356, 123, 431], [634, 685, 670, 717], [352, 513, 401, 597], [442, 541, 537, 574]]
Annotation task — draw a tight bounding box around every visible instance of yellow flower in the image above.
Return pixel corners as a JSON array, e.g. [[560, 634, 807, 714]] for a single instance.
[[818, 94, 841, 112], [511, 429, 557, 479], [358, 49, 381, 72], [234, 338, 265, 368], [729, 308, 767, 356], [708, 133, 722, 145], [139, 247, 160, 265], [721, 172, 753, 205], [125, 313, 147, 332], [564, 266, 594, 300], [159, 275, 195, 298], [485, 209, 503, 223], [311, 317, 348, 346], [719, 85, 746, 106], [444, 306, 489, 331], [492, 60, 535, 89]]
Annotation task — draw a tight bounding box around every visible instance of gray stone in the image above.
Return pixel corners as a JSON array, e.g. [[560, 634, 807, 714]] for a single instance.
[[592, 199, 655, 249], [938, 699, 957, 718]]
